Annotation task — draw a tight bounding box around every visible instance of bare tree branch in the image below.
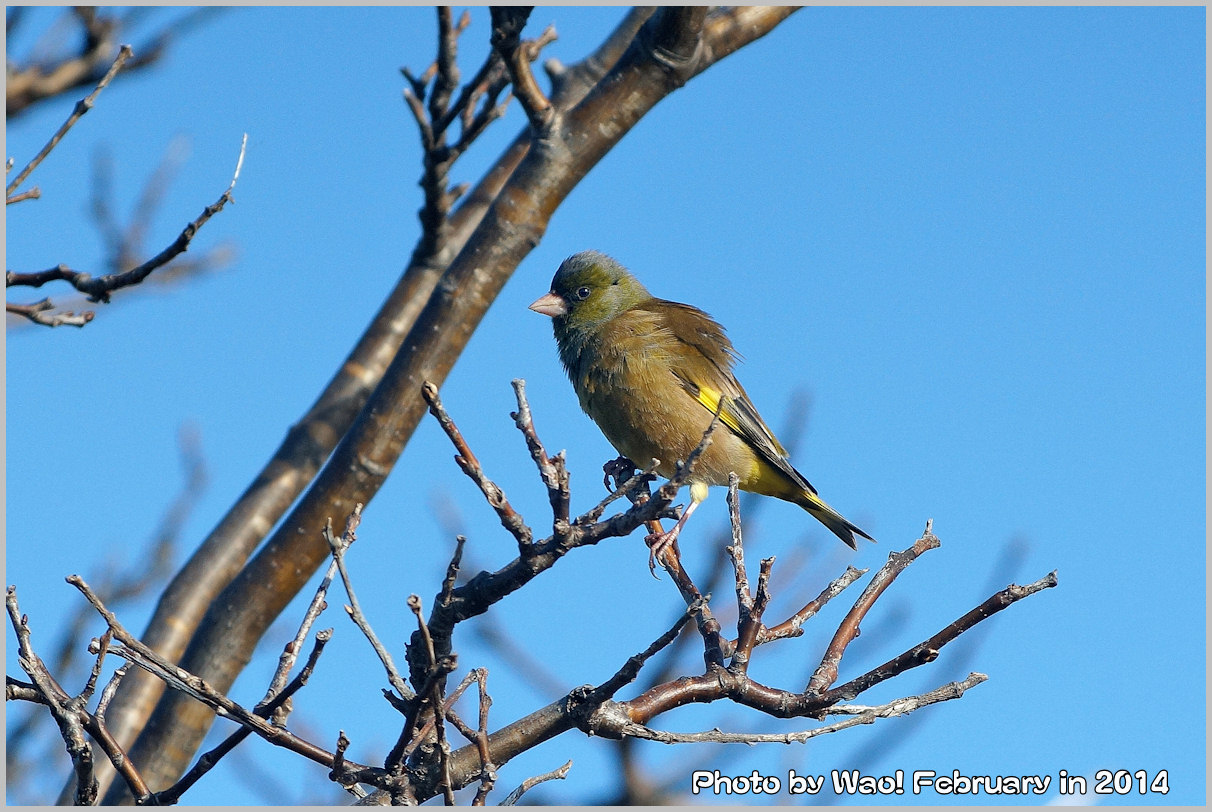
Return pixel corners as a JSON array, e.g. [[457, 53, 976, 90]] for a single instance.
[[6, 186, 40, 204], [324, 505, 415, 706], [89, 11, 676, 792], [806, 528, 941, 695], [404, 595, 456, 804], [147, 629, 333, 805], [62, 575, 377, 787], [100, 9, 874, 800], [6, 8, 222, 116], [501, 759, 572, 805], [511, 378, 572, 541], [817, 569, 1059, 707], [10, 381, 1057, 805], [6, 44, 132, 198], [6, 427, 204, 801], [490, 7, 552, 131], [6, 587, 99, 804], [618, 673, 989, 745], [5, 298, 94, 327], [422, 381, 535, 551], [88, 8, 567, 790], [6, 586, 151, 802], [7, 133, 246, 316]]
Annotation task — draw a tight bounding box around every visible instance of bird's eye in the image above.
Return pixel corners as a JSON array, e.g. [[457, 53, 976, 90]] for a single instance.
[[575, 286, 591, 301]]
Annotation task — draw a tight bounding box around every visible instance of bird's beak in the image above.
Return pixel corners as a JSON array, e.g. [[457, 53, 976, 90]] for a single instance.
[[528, 292, 567, 318]]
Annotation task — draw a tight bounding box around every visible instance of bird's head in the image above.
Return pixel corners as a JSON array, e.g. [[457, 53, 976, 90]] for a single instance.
[[529, 250, 652, 333]]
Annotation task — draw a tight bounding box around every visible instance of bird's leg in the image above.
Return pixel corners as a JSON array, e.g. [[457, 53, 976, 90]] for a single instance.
[[645, 497, 701, 577]]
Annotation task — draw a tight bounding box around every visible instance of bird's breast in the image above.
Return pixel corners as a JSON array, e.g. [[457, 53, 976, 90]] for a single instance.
[[566, 328, 760, 487]]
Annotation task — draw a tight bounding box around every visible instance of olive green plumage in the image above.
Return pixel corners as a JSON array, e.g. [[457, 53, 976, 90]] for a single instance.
[[529, 250, 873, 549]]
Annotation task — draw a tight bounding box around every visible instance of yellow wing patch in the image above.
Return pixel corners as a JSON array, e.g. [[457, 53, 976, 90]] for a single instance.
[[678, 373, 809, 494], [689, 383, 746, 437]]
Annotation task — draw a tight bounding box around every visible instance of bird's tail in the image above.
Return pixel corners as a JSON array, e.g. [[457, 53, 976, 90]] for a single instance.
[[797, 490, 875, 550]]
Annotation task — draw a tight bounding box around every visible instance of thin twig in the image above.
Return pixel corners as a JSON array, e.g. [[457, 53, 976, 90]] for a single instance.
[[756, 565, 867, 645], [428, 7, 462, 127], [149, 629, 333, 805], [511, 379, 571, 540], [6, 591, 151, 801], [65, 575, 373, 777], [410, 594, 456, 805], [6, 187, 41, 204], [490, 7, 552, 131], [592, 598, 703, 701], [423, 381, 533, 549], [79, 629, 113, 704], [7, 44, 132, 197], [5, 298, 94, 327], [818, 571, 1059, 706], [501, 760, 573, 806], [434, 669, 497, 805], [7, 422, 204, 778], [582, 458, 661, 525], [392, 667, 480, 774], [263, 547, 339, 705], [7, 134, 247, 328], [330, 730, 369, 799], [727, 497, 771, 675], [8, 133, 246, 302], [95, 664, 129, 721], [6, 587, 99, 805], [439, 534, 467, 608], [470, 668, 496, 805], [326, 506, 413, 703], [620, 673, 988, 745], [806, 528, 941, 695]]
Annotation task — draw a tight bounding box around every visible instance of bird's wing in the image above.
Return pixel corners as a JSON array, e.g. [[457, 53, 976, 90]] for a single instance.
[[652, 299, 818, 495]]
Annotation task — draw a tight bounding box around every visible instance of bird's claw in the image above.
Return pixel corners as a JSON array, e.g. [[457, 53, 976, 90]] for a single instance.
[[644, 528, 679, 579], [602, 455, 637, 492]]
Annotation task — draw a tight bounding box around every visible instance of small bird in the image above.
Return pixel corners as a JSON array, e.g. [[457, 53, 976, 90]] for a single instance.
[[529, 250, 873, 563]]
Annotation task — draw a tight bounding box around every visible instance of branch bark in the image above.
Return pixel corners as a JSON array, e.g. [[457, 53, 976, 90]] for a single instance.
[[85, 13, 587, 798], [101, 7, 798, 800], [18, 382, 1057, 804]]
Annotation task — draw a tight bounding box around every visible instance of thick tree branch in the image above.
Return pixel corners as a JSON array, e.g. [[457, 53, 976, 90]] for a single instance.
[[92, 15, 569, 792], [62, 576, 376, 792], [108, 8, 801, 798]]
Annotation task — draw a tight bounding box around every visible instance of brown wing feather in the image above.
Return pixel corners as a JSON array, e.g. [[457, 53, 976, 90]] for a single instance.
[[640, 299, 815, 493]]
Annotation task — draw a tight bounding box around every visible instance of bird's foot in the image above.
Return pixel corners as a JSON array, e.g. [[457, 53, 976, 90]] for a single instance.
[[602, 456, 638, 492], [643, 495, 700, 578], [644, 526, 681, 579]]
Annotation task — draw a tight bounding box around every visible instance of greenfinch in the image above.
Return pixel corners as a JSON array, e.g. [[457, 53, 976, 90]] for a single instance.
[[529, 250, 873, 554]]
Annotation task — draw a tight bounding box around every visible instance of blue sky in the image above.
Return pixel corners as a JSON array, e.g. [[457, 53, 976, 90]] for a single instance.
[[6, 6, 1205, 806]]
